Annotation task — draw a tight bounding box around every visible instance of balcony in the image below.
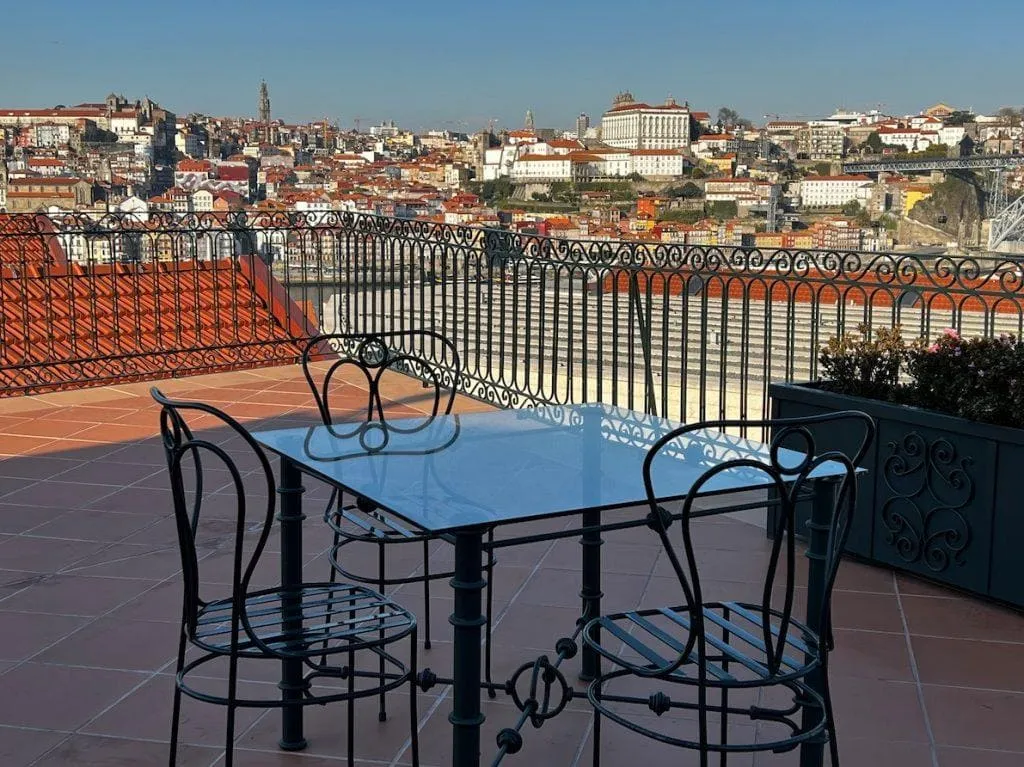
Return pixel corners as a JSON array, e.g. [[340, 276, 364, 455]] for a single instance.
[[1, 212, 1023, 765]]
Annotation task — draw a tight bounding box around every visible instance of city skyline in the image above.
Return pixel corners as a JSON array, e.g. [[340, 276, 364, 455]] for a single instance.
[[1, 0, 1023, 129]]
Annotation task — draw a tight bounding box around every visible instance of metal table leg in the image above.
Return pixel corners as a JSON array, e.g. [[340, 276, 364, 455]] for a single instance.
[[579, 510, 603, 682], [278, 457, 307, 751], [799, 477, 835, 767], [451, 527, 487, 767]]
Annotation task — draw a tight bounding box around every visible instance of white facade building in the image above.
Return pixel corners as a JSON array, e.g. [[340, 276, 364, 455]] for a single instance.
[[629, 149, 688, 178], [799, 175, 873, 207], [510, 154, 571, 181], [600, 92, 691, 150]]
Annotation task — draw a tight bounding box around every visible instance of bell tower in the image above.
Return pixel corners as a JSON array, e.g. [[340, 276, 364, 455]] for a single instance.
[[258, 80, 271, 141]]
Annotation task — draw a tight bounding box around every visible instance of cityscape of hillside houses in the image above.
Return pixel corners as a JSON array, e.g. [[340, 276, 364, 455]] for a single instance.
[[2, 83, 1023, 256]]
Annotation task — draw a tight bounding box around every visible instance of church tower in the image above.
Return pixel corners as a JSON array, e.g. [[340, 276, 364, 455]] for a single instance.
[[525, 109, 534, 132], [258, 80, 271, 141]]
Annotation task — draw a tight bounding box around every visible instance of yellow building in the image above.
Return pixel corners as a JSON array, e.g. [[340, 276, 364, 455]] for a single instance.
[[903, 185, 933, 216], [704, 155, 736, 175]]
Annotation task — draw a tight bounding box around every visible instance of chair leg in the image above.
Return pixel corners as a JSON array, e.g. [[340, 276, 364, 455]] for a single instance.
[[485, 528, 496, 699], [378, 541, 388, 722], [422, 538, 432, 650], [591, 686, 601, 767], [347, 648, 356, 767], [821, 654, 840, 766], [224, 651, 240, 767], [409, 626, 421, 766], [168, 629, 187, 767]]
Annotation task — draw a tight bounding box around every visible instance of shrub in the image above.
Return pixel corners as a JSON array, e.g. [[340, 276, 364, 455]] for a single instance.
[[818, 325, 1024, 428]]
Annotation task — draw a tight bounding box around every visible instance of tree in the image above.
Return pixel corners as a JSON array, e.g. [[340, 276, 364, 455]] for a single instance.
[[707, 201, 738, 220], [944, 110, 975, 126], [666, 182, 702, 199], [657, 208, 703, 224], [841, 200, 863, 217], [997, 107, 1024, 125], [864, 132, 884, 153], [716, 107, 750, 128], [813, 162, 833, 177]]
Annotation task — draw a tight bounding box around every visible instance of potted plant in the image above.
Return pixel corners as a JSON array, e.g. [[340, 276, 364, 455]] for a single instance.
[[770, 325, 1024, 609]]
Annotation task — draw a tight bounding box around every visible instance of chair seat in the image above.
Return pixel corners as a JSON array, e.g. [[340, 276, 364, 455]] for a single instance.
[[585, 600, 820, 686], [192, 582, 416, 658], [325, 496, 433, 543]]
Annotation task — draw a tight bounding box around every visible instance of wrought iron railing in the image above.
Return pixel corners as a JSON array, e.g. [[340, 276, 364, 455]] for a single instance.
[[2, 211, 1023, 426]]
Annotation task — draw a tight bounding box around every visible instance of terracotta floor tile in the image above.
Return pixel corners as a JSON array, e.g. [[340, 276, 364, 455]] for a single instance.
[[0, 663, 145, 729], [829, 628, 915, 681], [925, 685, 1024, 751], [896, 573, 962, 599], [0, 610, 90, 661], [0, 574, 157, 617], [0, 456, 83, 481], [419, 699, 592, 767], [828, 677, 930, 743], [30, 734, 218, 767], [543, 538, 662, 575], [0, 726, 70, 766], [236, 689, 426, 762], [0, 536, 108, 573], [28, 509, 161, 543], [831, 737, 934, 767], [902, 593, 1024, 643], [937, 746, 1024, 766], [83, 674, 268, 746], [0, 418, 96, 439], [0, 505, 66, 535], [60, 542, 183, 579], [37, 615, 180, 671], [87, 485, 174, 514], [912, 636, 1024, 690], [0, 476, 40, 499], [0, 479, 119, 510], [0, 366, 1020, 764], [71, 422, 160, 443], [516, 567, 649, 610], [0, 435, 59, 457], [47, 459, 162, 486], [104, 578, 182, 623]]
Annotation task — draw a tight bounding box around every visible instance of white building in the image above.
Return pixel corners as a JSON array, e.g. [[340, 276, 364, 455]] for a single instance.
[[799, 175, 873, 208], [510, 154, 571, 182], [876, 127, 935, 152], [33, 123, 72, 148], [629, 149, 688, 178], [599, 92, 691, 150]]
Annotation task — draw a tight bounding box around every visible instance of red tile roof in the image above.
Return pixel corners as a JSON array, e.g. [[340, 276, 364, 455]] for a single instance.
[[0, 249, 316, 396], [0, 215, 66, 269]]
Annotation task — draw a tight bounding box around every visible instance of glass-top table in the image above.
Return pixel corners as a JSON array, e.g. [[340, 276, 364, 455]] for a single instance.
[[256, 403, 848, 533], [253, 403, 849, 767]]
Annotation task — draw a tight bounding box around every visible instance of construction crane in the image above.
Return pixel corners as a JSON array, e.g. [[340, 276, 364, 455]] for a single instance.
[[353, 116, 365, 133]]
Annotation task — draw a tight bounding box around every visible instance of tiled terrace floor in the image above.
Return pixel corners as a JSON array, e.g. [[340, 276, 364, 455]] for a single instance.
[[0, 365, 1022, 766]]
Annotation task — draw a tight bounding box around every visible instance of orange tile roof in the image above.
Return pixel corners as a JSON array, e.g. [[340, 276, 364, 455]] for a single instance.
[[0, 215, 65, 269], [0, 251, 315, 396]]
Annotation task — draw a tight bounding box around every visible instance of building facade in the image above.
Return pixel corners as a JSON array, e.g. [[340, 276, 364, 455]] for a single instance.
[[599, 92, 692, 150]]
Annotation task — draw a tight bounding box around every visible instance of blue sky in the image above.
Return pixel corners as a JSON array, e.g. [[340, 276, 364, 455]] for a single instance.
[[1, 0, 1021, 131]]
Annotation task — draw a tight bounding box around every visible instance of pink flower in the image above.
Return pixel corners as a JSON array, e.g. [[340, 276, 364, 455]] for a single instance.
[[943, 328, 959, 338], [928, 343, 939, 353]]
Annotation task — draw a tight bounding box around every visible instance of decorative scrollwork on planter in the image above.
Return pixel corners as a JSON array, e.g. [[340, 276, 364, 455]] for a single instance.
[[880, 432, 975, 572]]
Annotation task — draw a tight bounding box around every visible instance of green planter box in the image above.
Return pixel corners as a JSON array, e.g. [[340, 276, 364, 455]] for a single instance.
[[770, 381, 1024, 610]]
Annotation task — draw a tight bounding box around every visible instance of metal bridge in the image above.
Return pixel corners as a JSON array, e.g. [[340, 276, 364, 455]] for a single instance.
[[843, 154, 1024, 173]]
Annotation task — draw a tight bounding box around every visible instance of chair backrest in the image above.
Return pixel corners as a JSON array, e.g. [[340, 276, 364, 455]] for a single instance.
[[641, 411, 874, 678], [301, 330, 460, 430], [152, 387, 277, 638]]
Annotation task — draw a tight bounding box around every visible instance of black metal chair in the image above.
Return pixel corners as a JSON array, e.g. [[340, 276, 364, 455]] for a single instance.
[[152, 388, 421, 767], [582, 412, 874, 766], [301, 331, 497, 720]]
